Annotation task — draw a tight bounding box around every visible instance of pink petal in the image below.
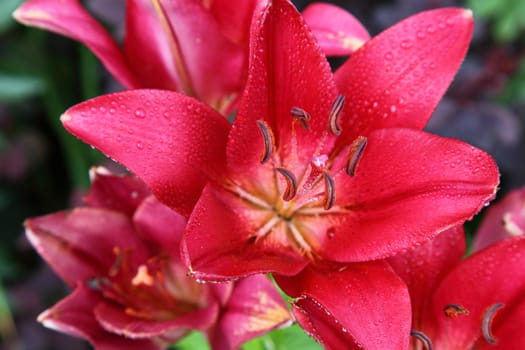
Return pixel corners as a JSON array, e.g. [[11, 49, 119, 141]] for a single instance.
[[38, 284, 162, 350], [473, 187, 525, 252], [132, 195, 186, 254], [388, 226, 465, 336], [125, 0, 245, 111], [334, 8, 473, 143], [181, 184, 309, 282], [94, 299, 219, 338], [84, 167, 150, 216], [61, 89, 230, 217], [323, 128, 498, 262], [227, 0, 339, 176], [276, 261, 411, 349], [303, 2, 370, 56], [209, 274, 291, 349], [207, 0, 261, 47], [25, 208, 149, 287], [431, 236, 525, 348], [13, 0, 140, 89]]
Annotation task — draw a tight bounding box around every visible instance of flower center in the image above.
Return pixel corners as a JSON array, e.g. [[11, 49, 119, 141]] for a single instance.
[[89, 246, 206, 321], [229, 95, 368, 260]]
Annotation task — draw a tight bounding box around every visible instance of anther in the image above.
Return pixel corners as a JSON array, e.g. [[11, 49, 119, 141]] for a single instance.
[[291, 107, 311, 130], [346, 136, 367, 176], [323, 172, 336, 210], [256, 120, 275, 164], [328, 94, 345, 135], [410, 330, 433, 350], [482, 303, 504, 345], [276, 167, 297, 201], [443, 304, 470, 318]]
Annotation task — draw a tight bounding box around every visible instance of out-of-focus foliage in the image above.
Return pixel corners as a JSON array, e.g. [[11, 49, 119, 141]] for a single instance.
[[467, 0, 525, 42]]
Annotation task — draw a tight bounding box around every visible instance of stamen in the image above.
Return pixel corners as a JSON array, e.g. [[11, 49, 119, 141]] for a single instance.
[[443, 304, 470, 318], [482, 303, 504, 345], [291, 107, 311, 130], [346, 136, 367, 176], [256, 120, 275, 164], [276, 167, 297, 201], [328, 94, 345, 135], [410, 330, 433, 350], [323, 172, 336, 210]]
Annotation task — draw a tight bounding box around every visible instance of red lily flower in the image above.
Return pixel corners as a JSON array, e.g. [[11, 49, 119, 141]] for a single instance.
[[60, 0, 498, 282], [26, 167, 290, 349], [13, 0, 367, 113], [387, 228, 525, 349], [472, 186, 525, 252]]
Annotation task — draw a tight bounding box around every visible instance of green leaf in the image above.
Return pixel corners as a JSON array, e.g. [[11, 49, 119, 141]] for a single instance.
[[242, 324, 322, 350], [172, 331, 210, 350], [0, 74, 44, 102]]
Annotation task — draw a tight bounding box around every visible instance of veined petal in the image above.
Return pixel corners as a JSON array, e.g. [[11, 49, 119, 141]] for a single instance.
[[334, 8, 473, 142], [94, 299, 219, 338], [227, 0, 338, 175], [181, 184, 309, 282], [276, 261, 411, 350], [133, 195, 186, 254], [388, 227, 465, 336], [84, 166, 150, 216], [25, 208, 149, 287], [125, 0, 245, 111], [61, 89, 231, 217], [324, 128, 498, 262], [38, 284, 162, 350], [303, 2, 370, 56], [431, 236, 525, 348], [209, 274, 291, 349], [13, 0, 140, 89]]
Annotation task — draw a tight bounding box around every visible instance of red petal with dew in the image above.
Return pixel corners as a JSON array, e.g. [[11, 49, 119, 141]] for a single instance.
[[94, 299, 219, 338], [125, 0, 244, 111], [473, 187, 525, 252], [25, 208, 149, 287], [38, 284, 162, 350], [61, 89, 230, 217], [13, 0, 139, 89], [181, 184, 309, 281], [388, 226, 465, 336], [132, 195, 186, 255], [276, 261, 411, 350], [431, 236, 525, 348], [334, 8, 473, 143], [227, 0, 338, 178], [209, 274, 291, 349], [84, 167, 150, 216], [324, 128, 498, 262], [303, 2, 370, 56], [208, 0, 260, 47]]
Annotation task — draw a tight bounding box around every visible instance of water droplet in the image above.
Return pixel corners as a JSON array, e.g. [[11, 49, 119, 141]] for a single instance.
[[416, 31, 425, 39], [134, 108, 146, 119], [427, 24, 436, 33], [400, 40, 412, 49], [372, 101, 379, 108], [384, 52, 393, 60], [390, 105, 397, 113], [136, 141, 144, 150], [109, 108, 116, 114]]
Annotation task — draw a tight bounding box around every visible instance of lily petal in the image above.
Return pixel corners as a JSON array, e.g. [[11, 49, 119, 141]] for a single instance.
[[25, 208, 149, 287], [84, 167, 150, 216], [324, 128, 498, 262], [303, 2, 370, 56], [181, 183, 309, 281], [61, 89, 231, 217], [334, 8, 473, 142], [431, 236, 525, 348], [38, 284, 162, 350], [227, 0, 338, 175], [13, 0, 140, 89], [276, 261, 411, 350], [125, 0, 245, 110]]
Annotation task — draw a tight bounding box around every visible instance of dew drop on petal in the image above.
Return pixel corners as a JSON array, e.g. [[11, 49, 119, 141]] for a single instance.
[[134, 108, 146, 119], [136, 141, 144, 150]]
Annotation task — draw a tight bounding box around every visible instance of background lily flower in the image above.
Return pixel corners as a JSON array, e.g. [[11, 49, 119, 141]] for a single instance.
[[25, 167, 290, 349], [13, 0, 368, 114], [60, 0, 499, 282], [388, 228, 525, 349], [472, 186, 525, 251]]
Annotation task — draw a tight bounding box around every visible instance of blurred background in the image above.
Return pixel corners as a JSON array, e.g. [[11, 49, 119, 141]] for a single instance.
[[0, 0, 524, 349]]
